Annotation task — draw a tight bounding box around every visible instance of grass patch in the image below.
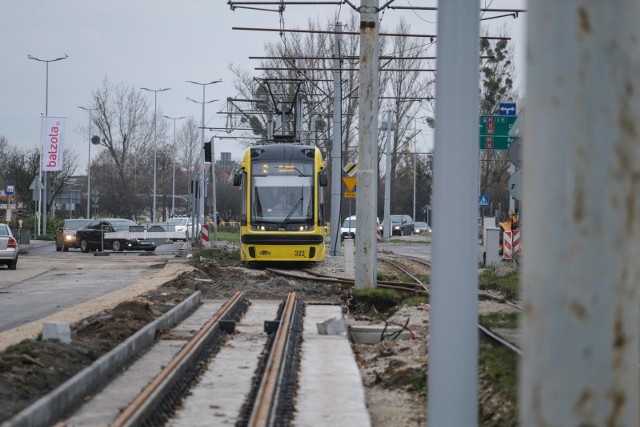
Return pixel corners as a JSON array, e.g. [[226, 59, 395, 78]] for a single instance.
[[479, 267, 519, 300], [350, 288, 403, 316], [480, 312, 519, 329], [198, 247, 241, 266], [479, 344, 519, 426], [416, 274, 430, 284], [403, 296, 430, 306], [209, 231, 240, 243]]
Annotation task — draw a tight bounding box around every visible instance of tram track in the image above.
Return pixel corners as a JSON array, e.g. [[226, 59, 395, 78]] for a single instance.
[[6, 291, 368, 427]]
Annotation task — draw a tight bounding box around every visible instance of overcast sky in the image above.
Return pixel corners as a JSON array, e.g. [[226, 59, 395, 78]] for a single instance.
[[0, 1, 526, 173]]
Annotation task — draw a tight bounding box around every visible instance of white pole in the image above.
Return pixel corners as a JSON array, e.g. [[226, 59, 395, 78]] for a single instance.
[[521, 1, 640, 425], [427, 0, 479, 425]]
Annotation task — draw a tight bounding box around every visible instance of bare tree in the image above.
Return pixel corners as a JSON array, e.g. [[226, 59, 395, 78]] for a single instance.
[[88, 78, 167, 219], [2, 146, 40, 215]]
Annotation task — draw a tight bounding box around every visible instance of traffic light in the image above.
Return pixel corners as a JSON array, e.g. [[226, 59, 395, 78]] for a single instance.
[[204, 141, 211, 163]]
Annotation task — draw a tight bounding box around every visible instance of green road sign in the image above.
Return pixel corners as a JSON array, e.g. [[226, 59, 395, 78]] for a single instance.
[[479, 115, 517, 136], [480, 136, 517, 150]]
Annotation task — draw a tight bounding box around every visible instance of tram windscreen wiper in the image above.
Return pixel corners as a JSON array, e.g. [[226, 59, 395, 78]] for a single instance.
[[278, 197, 304, 229]]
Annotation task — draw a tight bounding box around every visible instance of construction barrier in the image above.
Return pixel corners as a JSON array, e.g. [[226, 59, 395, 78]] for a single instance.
[[502, 230, 521, 260], [201, 224, 209, 242]]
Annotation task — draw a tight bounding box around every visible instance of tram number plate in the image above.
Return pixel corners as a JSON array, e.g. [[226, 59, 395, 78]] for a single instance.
[[294, 250, 306, 257]]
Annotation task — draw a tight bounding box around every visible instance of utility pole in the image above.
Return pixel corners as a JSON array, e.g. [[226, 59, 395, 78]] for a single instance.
[[162, 115, 187, 217], [141, 87, 171, 223], [427, 1, 479, 425], [209, 136, 218, 241], [28, 54, 68, 236], [383, 109, 393, 240], [329, 22, 343, 256], [186, 79, 221, 236], [78, 106, 98, 219], [521, 1, 640, 425], [355, 0, 379, 290]]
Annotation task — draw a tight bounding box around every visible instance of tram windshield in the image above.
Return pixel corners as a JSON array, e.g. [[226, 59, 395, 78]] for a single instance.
[[251, 161, 314, 224]]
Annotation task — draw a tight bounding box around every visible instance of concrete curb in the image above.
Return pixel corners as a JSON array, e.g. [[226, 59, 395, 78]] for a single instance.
[[2, 291, 202, 427]]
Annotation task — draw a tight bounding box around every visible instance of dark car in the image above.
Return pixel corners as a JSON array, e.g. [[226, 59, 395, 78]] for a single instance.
[[55, 219, 92, 251], [386, 214, 415, 236], [76, 218, 156, 253]]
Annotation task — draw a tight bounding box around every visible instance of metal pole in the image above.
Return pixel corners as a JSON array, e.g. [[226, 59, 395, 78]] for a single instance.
[[153, 92, 157, 222], [427, 0, 479, 425], [199, 86, 205, 233], [44, 62, 48, 236], [210, 136, 218, 241], [28, 54, 68, 236], [163, 116, 186, 217], [186, 80, 222, 238], [79, 106, 97, 219], [329, 22, 343, 256], [383, 109, 392, 240], [521, 1, 640, 425], [87, 110, 92, 219], [172, 124, 176, 216], [141, 87, 171, 223], [355, 0, 379, 290], [37, 113, 43, 235], [413, 152, 416, 221]]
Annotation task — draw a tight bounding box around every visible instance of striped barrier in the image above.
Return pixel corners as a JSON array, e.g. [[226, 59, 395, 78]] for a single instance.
[[502, 230, 521, 260], [201, 224, 209, 242]]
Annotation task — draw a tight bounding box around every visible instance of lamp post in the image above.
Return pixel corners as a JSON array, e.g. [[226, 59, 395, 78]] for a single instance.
[[28, 54, 69, 236], [162, 115, 187, 217], [186, 79, 221, 232], [141, 87, 171, 223], [78, 106, 97, 219]]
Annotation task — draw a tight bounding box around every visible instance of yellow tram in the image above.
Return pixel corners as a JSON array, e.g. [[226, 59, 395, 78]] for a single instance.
[[233, 144, 328, 262]]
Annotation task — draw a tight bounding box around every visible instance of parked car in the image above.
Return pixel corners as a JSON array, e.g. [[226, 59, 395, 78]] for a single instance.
[[165, 216, 199, 240], [386, 214, 415, 236], [76, 218, 156, 252], [413, 221, 432, 236], [0, 224, 18, 270], [55, 219, 92, 251], [340, 216, 381, 242]]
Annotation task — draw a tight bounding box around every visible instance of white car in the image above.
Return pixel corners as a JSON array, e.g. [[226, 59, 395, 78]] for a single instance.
[[166, 217, 200, 239], [0, 224, 19, 270], [340, 216, 381, 242]]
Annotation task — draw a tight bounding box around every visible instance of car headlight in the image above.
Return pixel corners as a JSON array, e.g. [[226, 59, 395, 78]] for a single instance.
[[65, 235, 75, 241], [393, 225, 400, 230]]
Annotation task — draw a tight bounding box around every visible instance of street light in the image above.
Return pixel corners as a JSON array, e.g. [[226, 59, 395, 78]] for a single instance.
[[78, 106, 98, 219], [141, 87, 171, 223], [186, 79, 221, 232], [28, 53, 69, 236], [162, 115, 187, 217]]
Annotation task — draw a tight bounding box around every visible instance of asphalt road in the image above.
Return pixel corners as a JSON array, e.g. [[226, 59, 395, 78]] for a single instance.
[[0, 241, 185, 333]]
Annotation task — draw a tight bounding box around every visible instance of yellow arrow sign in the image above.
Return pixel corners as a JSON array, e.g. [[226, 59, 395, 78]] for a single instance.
[[342, 177, 357, 192]]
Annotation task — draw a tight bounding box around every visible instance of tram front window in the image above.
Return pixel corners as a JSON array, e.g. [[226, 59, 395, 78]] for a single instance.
[[251, 177, 313, 224]]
